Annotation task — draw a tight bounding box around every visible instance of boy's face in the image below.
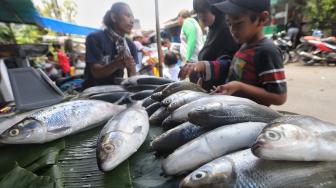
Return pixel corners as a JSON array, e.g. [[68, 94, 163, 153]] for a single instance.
[[225, 13, 263, 44]]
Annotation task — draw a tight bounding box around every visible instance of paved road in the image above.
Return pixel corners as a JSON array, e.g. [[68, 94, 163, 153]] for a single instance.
[[272, 63, 336, 123]]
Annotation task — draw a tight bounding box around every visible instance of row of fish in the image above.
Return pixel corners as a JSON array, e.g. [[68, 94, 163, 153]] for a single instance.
[[74, 75, 175, 104], [143, 81, 336, 187], [0, 75, 166, 173]]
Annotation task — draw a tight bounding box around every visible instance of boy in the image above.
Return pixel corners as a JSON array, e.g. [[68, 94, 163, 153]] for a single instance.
[[179, 0, 287, 106]]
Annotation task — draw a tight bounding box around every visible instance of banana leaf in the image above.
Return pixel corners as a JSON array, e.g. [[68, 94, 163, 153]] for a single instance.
[[0, 122, 181, 188], [0, 164, 55, 188]]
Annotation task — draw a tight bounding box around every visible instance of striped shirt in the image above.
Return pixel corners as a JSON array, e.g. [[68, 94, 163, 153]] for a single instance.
[[205, 38, 287, 94]]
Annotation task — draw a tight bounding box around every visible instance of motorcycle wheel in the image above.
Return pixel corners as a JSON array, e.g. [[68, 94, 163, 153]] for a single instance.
[[282, 51, 290, 65]]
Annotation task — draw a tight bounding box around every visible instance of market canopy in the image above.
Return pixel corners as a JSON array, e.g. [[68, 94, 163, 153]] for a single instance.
[[0, 0, 98, 36], [0, 0, 42, 25], [39, 17, 98, 36]]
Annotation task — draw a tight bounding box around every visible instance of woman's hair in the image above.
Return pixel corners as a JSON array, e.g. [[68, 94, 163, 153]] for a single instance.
[[103, 2, 129, 28], [193, 0, 223, 13]]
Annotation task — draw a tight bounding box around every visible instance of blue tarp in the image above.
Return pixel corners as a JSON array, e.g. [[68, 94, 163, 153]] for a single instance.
[[40, 16, 98, 36]]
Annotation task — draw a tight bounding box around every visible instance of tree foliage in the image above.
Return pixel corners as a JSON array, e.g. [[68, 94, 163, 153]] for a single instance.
[[37, 0, 78, 23], [303, 0, 336, 33]]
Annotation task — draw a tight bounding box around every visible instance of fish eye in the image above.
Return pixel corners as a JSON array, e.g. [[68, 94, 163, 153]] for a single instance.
[[9, 129, 20, 137], [102, 143, 115, 153], [191, 170, 207, 181], [265, 130, 281, 141]]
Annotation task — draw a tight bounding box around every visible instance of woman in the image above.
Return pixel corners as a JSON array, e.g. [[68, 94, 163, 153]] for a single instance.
[[179, 0, 239, 90], [83, 2, 137, 89], [194, 0, 238, 61]]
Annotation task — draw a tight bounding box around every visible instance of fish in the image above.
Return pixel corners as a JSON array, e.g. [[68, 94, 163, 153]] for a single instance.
[[180, 149, 336, 188], [188, 101, 282, 128], [149, 107, 171, 125], [151, 122, 208, 154], [252, 115, 336, 161], [88, 91, 130, 103], [130, 90, 154, 101], [145, 102, 162, 117], [161, 90, 199, 106], [167, 92, 209, 112], [161, 81, 206, 98], [96, 103, 149, 172], [162, 96, 253, 130], [142, 97, 156, 107], [121, 75, 173, 88], [151, 91, 165, 102], [162, 122, 267, 175], [0, 100, 126, 144], [124, 84, 159, 92], [78, 85, 126, 98], [153, 83, 171, 93]]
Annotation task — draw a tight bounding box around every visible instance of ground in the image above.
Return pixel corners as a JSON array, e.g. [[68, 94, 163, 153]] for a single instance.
[[272, 63, 336, 123]]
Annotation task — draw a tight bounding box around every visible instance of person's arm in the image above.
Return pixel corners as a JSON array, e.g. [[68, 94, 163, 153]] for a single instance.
[[90, 59, 124, 79], [214, 81, 287, 106], [86, 34, 125, 79], [182, 19, 197, 61], [178, 56, 230, 83]]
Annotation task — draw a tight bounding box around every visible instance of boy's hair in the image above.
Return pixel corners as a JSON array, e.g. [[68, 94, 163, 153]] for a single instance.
[[164, 52, 178, 66], [193, 0, 223, 13]]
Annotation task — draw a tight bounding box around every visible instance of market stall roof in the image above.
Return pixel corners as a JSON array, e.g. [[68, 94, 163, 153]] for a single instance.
[[40, 17, 98, 36], [0, 0, 42, 25], [0, 0, 98, 36]]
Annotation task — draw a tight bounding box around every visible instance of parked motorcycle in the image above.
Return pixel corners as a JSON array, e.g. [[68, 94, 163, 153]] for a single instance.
[[297, 36, 336, 66], [272, 31, 296, 64]]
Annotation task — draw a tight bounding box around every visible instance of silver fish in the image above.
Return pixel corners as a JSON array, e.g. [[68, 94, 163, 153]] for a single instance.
[[162, 96, 253, 130], [162, 122, 267, 175], [253, 115, 336, 161], [181, 149, 336, 188], [151, 91, 165, 102], [188, 101, 281, 128], [161, 81, 206, 98], [167, 92, 209, 112], [78, 85, 126, 98], [121, 75, 173, 87], [149, 107, 170, 125], [130, 90, 154, 101], [151, 122, 208, 154], [0, 100, 125, 144], [161, 90, 198, 106], [96, 103, 149, 172], [142, 97, 156, 108], [146, 102, 162, 117]]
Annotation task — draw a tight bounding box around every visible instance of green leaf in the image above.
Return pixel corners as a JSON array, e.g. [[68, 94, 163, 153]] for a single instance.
[[0, 165, 55, 188]]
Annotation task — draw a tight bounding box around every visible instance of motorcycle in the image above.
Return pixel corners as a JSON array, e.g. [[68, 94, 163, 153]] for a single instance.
[[297, 36, 336, 66], [272, 31, 296, 64]]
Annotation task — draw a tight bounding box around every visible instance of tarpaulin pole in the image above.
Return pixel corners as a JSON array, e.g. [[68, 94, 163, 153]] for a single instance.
[[155, 0, 163, 77]]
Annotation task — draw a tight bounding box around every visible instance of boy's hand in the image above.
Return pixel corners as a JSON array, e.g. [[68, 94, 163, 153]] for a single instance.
[[212, 81, 242, 95], [178, 61, 206, 80]]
